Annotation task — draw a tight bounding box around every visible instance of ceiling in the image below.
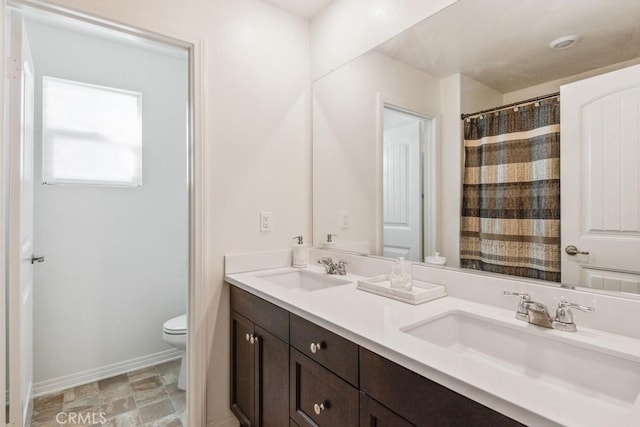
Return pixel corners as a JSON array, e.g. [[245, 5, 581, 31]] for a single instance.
[[375, 0, 640, 93], [261, 0, 333, 19]]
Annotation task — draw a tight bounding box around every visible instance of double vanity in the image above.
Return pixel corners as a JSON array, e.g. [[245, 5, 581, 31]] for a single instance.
[[224, 249, 640, 427]]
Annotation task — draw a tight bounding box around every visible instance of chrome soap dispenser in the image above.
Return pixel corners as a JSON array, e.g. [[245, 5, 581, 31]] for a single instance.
[[292, 235, 308, 268]]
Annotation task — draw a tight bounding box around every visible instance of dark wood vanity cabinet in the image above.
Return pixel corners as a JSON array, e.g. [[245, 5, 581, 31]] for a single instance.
[[359, 348, 524, 427], [231, 287, 289, 427], [229, 284, 523, 427], [288, 314, 360, 426]]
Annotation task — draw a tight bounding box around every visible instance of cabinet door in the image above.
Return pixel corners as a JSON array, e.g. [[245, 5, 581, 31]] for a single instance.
[[290, 349, 359, 426], [231, 311, 256, 426], [255, 325, 289, 427], [360, 393, 415, 427]]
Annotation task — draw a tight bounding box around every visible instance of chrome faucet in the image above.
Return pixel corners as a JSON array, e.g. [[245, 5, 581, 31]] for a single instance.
[[504, 291, 595, 332], [523, 300, 554, 328], [552, 300, 596, 332], [318, 257, 348, 275]]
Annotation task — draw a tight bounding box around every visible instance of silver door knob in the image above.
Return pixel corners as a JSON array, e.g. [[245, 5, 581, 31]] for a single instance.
[[310, 342, 322, 354], [30, 255, 45, 264], [565, 245, 589, 256], [249, 335, 259, 344], [313, 402, 325, 415], [245, 333, 251, 342]]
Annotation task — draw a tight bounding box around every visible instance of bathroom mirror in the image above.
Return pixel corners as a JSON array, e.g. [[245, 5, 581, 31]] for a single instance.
[[312, 0, 640, 295]]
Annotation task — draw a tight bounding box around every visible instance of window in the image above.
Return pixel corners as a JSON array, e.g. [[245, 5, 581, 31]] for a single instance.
[[42, 76, 142, 186]]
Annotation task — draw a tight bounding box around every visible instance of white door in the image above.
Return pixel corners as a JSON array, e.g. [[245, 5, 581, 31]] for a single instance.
[[7, 11, 36, 426], [383, 117, 422, 261], [561, 64, 640, 293]]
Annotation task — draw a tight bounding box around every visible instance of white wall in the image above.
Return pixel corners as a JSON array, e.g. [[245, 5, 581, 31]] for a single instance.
[[313, 50, 440, 253], [26, 1, 311, 425], [27, 19, 188, 386], [502, 57, 640, 104], [438, 75, 462, 266], [310, 0, 458, 80]]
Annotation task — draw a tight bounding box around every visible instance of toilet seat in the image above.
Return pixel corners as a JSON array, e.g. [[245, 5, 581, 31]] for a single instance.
[[163, 314, 187, 335]]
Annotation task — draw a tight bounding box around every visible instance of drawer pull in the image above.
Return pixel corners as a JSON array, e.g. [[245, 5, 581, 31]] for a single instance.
[[250, 335, 259, 344], [245, 333, 250, 342], [313, 402, 326, 415], [310, 342, 322, 353]]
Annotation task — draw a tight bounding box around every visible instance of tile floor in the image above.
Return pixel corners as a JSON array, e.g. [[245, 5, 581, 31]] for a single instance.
[[30, 359, 186, 427]]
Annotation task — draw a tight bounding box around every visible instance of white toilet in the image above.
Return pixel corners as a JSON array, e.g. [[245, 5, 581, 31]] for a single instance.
[[163, 314, 187, 390]]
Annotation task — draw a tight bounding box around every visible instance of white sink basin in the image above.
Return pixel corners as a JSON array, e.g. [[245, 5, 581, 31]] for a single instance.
[[256, 269, 351, 292], [401, 311, 640, 408]]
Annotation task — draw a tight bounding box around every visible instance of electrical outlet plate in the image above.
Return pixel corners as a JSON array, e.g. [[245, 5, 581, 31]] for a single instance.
[[260, 211, 272, 232], [341, 210, 349, 228]]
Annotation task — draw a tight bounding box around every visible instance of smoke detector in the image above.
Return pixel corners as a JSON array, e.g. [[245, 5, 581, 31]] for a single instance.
[[549, 35, 580, 49]]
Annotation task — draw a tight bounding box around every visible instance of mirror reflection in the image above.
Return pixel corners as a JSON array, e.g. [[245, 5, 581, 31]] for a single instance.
[[312, 0, 640, 296], [382, 106, 435, 262]]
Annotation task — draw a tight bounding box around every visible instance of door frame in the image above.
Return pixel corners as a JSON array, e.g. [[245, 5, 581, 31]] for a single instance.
[[376, 95, 439, 261], [0, 1, 207, 426]]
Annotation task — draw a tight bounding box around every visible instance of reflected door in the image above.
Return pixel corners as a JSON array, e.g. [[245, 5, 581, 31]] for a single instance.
[[561, 64, 640, 293], [382, 108, 422, 261]]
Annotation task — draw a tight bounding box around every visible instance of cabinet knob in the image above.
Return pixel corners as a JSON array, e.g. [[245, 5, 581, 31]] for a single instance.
[[245, 333, 259, 344], [313, 402, 326, 415], [310, 342, 322, 354]]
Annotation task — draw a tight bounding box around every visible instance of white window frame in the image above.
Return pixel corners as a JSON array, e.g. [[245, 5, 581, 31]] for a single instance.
[[42, 76, 143, 187]]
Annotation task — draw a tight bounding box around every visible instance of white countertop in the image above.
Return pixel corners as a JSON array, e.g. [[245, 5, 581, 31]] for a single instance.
[[225, 262, 640, 427]]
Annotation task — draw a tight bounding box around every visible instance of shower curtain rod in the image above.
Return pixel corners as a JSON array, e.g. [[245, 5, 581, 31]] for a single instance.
[[460, 91, 560, 120]]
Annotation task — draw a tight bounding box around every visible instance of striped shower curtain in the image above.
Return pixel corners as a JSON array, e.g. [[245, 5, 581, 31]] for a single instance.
[[460, 98, 561, 282]]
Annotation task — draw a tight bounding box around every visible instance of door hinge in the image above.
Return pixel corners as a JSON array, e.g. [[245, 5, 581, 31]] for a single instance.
[[6, 56, 20, 79]]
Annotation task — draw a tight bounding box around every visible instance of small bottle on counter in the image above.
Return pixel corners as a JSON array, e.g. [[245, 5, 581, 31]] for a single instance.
[[292, 235, 308, 268], [390, 257, 412, 291], [424, 252, 447, 267], [321, 233, 337, 249]]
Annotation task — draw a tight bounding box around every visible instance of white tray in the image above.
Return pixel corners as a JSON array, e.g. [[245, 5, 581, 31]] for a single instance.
[[356, 275, 446, 305]]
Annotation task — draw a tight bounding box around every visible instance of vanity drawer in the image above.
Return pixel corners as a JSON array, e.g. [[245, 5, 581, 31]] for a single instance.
[[290, 348, 359, 427], [360, 393, 415, 427], [290, 313, 359, 386], [230, 285, 289, 343], [359, 348, 524, 427]]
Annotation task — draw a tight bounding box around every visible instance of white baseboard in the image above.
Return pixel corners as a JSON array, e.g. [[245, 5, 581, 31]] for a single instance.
[[32, 348, 183, 397], [208, 415, 239, 427]]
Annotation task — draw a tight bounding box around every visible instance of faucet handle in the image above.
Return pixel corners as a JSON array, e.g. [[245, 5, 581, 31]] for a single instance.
[[553, 300, 595, 332], [503, 291, 530, 299], [503, 291, 531, 321], [557, 300, 595, 313], [335, 259, 348, 275]]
